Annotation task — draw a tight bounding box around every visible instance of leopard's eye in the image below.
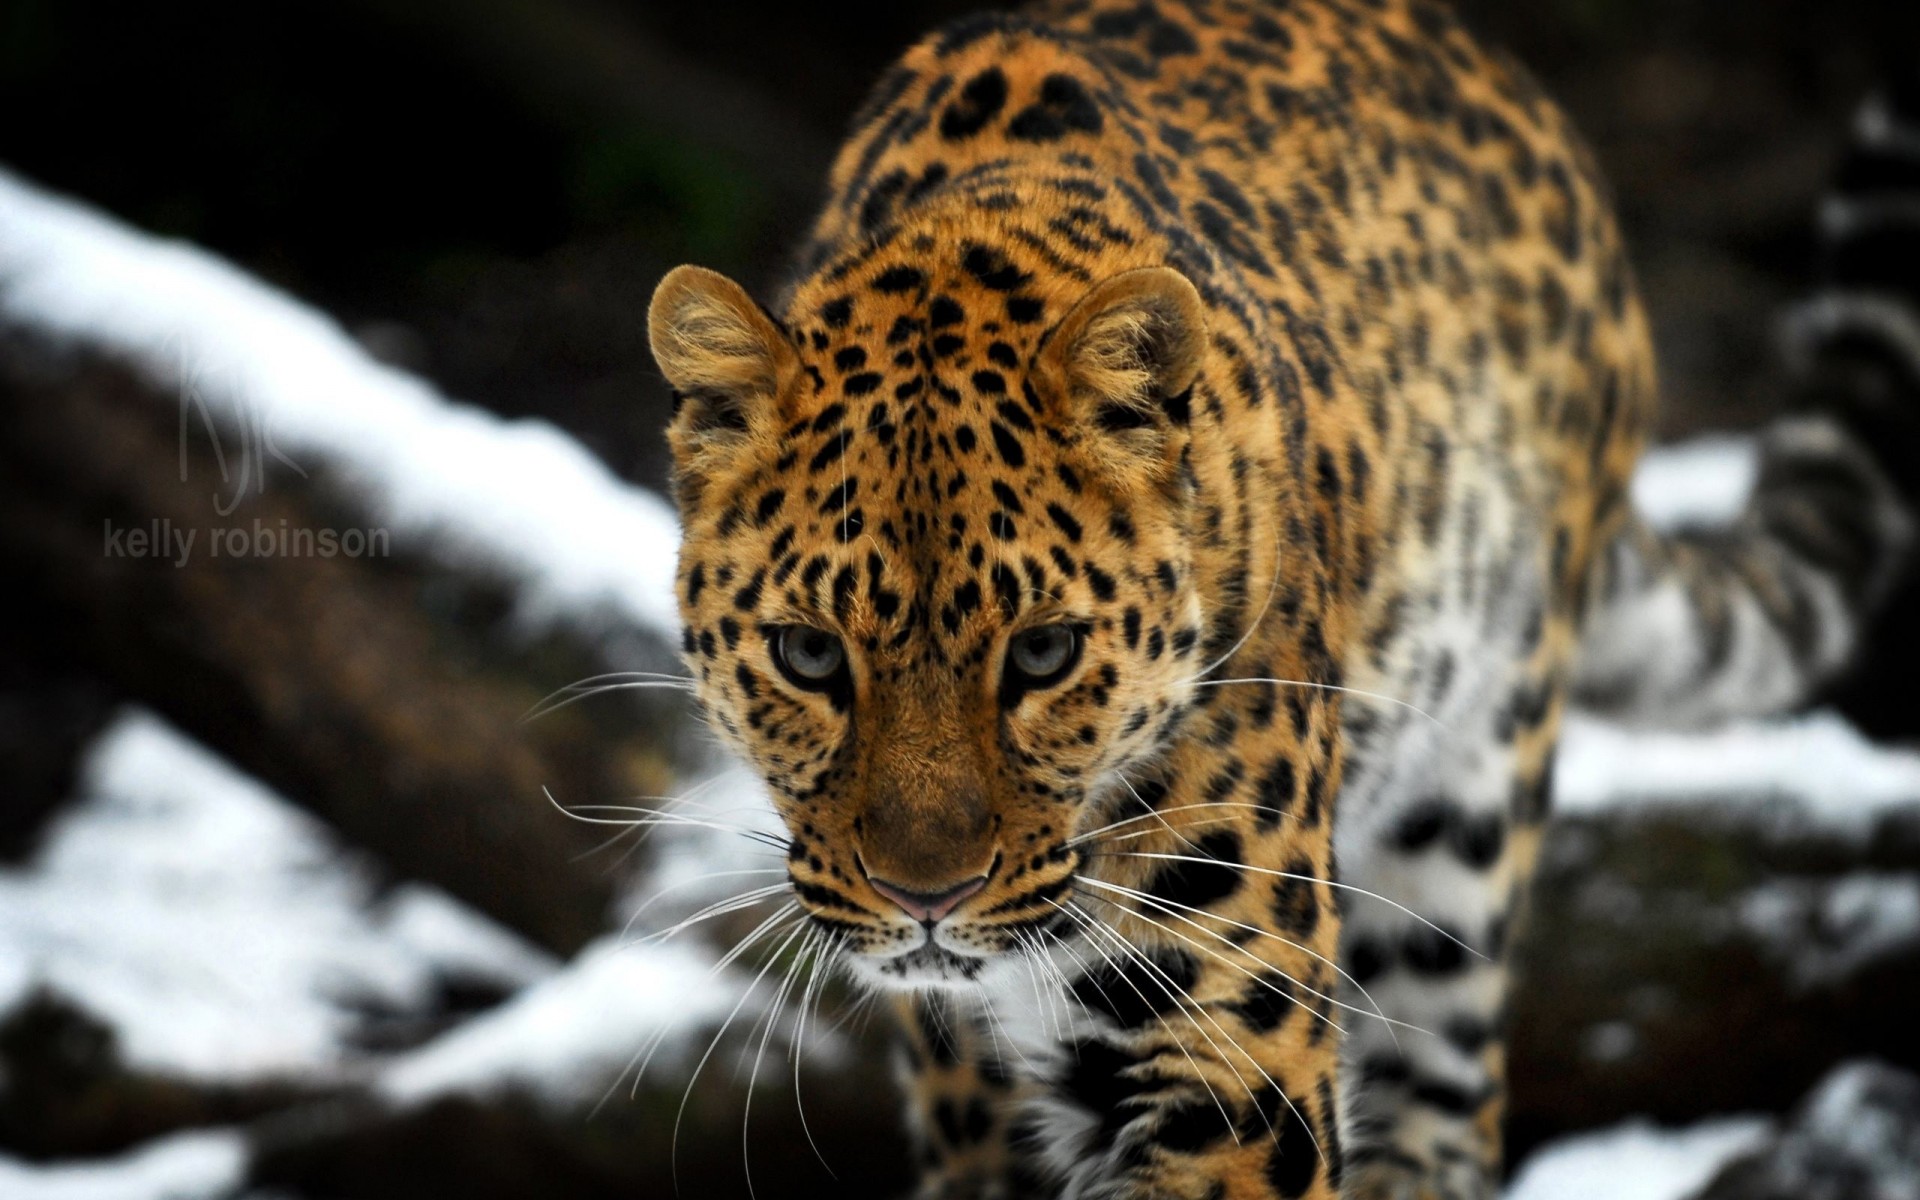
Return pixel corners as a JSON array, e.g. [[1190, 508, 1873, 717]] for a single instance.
[[1005, 623, 1082, 694], [772, 625, 846, 689]]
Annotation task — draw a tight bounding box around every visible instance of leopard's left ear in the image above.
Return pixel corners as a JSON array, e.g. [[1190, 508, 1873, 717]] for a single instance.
[[1039, 266, 1207, 461], [648, 265, 798, 507]]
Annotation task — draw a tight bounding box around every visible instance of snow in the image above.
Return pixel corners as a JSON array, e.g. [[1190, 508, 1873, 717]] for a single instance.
[[0, 1130, 245, 1200], [1505, 1116, 1775, 1200], [378, 935, 750, 1108], [1741, 874, 1920, 989], [1556, 709, 1920, 836], [0, 166, 682, 636], [1632, 435, 1759, 532], [0, 708, 555, 1079]]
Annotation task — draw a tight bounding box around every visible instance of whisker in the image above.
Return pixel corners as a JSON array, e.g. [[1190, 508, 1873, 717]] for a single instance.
[[983, 941, 1046, 1074], [789, 932, 841, 1180], [1006, 921, 1067, 1044], [1114, 771, 1208, 856], [560, 775, 741, 864], [1078, 876, 1417, 1047], [545, 798, 792, 855], [1076, 888, 1347, 1040], [1100, 851, 1488, 961], [1192, 528, 1287, 682], [741, 926, 816, 1200], [622, 871, 788, 942], [672, 918, 808, 1195], [592, 900, 800, 1121], [522, 677, 697, 724], [1192, 676, 1451, 732], [1067, 801, 1282, 847]]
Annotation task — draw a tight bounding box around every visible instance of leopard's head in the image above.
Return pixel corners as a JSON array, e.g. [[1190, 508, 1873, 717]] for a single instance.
[[649, 241, 1216, 989]]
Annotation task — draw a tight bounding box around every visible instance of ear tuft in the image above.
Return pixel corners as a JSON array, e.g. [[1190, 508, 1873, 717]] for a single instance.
[[1045, 267, 1206, 435]]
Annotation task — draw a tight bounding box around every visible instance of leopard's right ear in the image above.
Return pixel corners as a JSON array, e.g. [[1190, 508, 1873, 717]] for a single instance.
[[648, 265, 798, 505]]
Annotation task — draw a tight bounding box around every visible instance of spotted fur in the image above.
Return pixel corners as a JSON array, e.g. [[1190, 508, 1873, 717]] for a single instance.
[[647, 5, 1919, 1198]]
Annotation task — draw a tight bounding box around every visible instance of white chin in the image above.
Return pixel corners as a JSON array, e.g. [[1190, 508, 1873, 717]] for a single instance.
[[847, 943, 994, 991]]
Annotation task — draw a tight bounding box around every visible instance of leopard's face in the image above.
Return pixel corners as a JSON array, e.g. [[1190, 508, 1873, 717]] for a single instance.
[[650, 250, 1217, 989]]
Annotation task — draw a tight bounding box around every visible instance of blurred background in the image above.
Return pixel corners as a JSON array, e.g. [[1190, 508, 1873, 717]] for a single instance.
[[3, 1, 1920, 1197]]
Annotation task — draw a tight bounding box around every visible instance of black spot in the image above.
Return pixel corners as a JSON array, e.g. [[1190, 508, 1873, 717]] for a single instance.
[[1403, 923, 1469, 976], [1390, 801, 1449, 853], [1450, 812, 1506, 870], [989, 421, 1027, 467], [1229, 969, 1298, 1032], [1147, 829, 1241, 908], [873, 265, 925, 294], [1155, 1096, 1234, 1153], [1071, 949, 1198, 1028], [732, 568, 765, 612], [1006, 295, 1045, 323], [809, 430, 853, 471], [1255, 759, 1296, 828], [1061, 1039, 1149, 1147], [917, 1000, 959, 1064], [1198, 167, 1255, 222], [940, 67, 1009, 139], [1146, 19, 1198, 57], [1346, 936, 1386, 984], [1270, 857, 1319, 938], [1260, 1089, 1321, 1198], [1086, 566, 1117, 601], [820, 297, 852, 327], [1046, 503, 1084, 542], [1008, 73, 1105, 141], [964, 244, 1032, 292], [1410, 1079, 1481, 1117]]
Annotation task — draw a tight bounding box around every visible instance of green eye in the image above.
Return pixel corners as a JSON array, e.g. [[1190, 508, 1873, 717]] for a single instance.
[[773, 625, 846, 687], [1006, 624, 1081, 691]]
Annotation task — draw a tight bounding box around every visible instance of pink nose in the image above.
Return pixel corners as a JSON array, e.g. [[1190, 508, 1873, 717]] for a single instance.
[[867, 874, 989, 924]]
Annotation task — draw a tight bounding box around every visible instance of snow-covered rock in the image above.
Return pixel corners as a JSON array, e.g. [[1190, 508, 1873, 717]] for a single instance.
[[1693, 1061, 1920, 1200], [1506, 1116, 1775, 1200], [0, 1130, 244, 1200], [0, 708, 554, 1079]]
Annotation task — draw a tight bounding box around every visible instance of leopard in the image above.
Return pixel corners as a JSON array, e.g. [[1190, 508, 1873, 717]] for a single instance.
[[645, 3, 1920, 1197]]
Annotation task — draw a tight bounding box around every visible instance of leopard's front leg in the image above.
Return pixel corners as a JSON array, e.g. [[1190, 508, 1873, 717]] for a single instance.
[[1019, 846, 1347, 1200], [895, 992, 1031, 1200]]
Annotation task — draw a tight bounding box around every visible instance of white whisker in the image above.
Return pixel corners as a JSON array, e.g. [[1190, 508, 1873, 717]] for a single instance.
[[1192, 676, 1451, 732], [1078, 875, 1416, 1048], [1103, 851, 1487, 960]]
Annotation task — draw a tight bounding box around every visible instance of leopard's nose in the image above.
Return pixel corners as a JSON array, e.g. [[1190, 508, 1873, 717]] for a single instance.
[[866, 873, 989, 924]]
